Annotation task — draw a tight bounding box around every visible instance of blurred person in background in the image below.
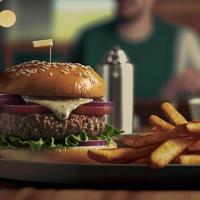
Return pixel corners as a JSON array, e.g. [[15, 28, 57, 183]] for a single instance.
[[68, 0, 200, 100]]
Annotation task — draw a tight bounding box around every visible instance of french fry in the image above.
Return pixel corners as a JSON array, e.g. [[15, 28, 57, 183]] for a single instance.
[[171, 123, 190, 137], [172, 156, 180, 164], [133, 157, 150, 164], [121, 132, 173, 148], [186, 121, 200, 134], [179, 155, 200, 165], [161, 102, 187, 125], [149, 114, 175, 132], [187, 139, 200, 152], [121, 125, 188, 148], [88, 145, 157, 163], [152, 126, 161, 132], [87, 101, 200, 168], [151, 137, 194, 168]]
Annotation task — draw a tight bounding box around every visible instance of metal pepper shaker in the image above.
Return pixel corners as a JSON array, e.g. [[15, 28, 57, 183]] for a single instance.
[[98, 46, 134, 133]]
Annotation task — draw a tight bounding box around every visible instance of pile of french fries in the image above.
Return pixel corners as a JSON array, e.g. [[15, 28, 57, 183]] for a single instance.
[[88, 102, 200, 168]]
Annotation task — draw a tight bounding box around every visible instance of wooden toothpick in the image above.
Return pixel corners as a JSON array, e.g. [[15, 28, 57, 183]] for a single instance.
[[32, 39, 53, 63]]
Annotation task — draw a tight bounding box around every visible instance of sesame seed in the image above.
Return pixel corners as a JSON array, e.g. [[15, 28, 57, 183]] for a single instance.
[[90, 78, 96, 84], [74, 72, 79, 77], [81, 73, 89, 79], [31, 69, 37, 73], [24, 69, 30, 73], [25, 64, 33, 67], [75, 63, 83, 67], [75, 82, 82, 89], [85, 65, 93, 70], [84, 71, 89, 75], [20, 71, 26, 75], [7, 67, 17, 72], [42, 66, 49, 70], [68, 64, 77, 69], [14, 64, 21, 68], [61, 70, 68, 75], [64, 68, 70, 72], [31, 60, 40, 63], [49, 72, 53, 77]]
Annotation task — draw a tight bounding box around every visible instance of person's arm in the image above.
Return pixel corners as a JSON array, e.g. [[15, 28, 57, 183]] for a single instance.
[[162, 28, 200, 99], [175, 28, 200, 73]]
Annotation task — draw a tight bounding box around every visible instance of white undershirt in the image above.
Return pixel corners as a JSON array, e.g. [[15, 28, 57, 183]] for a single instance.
[[174, 27, 200, 74]]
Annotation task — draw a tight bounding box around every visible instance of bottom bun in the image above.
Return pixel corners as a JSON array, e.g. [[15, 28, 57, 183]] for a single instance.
[[0, 142, 117, 164]]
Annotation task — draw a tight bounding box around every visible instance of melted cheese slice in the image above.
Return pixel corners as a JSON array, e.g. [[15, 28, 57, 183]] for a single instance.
[[22, 96, 92, 120]]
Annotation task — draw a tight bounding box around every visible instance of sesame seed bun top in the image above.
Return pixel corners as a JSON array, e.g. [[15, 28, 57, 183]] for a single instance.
[[0, 60, 105, 98]]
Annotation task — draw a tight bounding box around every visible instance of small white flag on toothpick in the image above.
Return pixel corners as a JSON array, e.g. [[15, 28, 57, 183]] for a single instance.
[[32, 39, 53, 63], [32, 39, 53, 48]]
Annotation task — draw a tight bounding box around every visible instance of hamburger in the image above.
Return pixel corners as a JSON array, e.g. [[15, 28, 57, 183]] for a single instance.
[[0, 60, 122, 163]]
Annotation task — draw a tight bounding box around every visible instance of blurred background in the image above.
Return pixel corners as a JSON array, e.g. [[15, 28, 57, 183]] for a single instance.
[[0, 0, 200, 125], [1, 0, 199, 67], [0, 0, 115, 66]]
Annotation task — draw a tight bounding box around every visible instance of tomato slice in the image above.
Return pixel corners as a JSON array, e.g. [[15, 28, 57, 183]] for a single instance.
[[3, 104, 50, 114], [72, 105, 112, 115], [85, 101, 112, 107]]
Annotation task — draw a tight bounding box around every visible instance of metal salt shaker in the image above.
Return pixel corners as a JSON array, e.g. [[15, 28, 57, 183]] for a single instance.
[[98, 46, 134, 133]]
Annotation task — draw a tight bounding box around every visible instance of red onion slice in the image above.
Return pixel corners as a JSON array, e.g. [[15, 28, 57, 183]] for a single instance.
[[0, 95, 25, 107], [3, 104, 50, 114], [78, 140, 107, 146]]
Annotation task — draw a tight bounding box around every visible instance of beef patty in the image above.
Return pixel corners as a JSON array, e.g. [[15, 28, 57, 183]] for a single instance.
[[0, 112, 105, 140]]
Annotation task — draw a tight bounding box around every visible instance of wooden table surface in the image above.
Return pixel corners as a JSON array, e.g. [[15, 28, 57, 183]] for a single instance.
[[1, 189, 200, 200]]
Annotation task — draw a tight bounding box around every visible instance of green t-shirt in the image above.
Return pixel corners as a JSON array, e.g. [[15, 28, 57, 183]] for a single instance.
[[68, 17, 178, 99]]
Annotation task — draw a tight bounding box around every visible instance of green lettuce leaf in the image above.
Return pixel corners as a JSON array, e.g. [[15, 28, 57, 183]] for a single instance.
[[0, 124, 123, 151], [98, 124, 124, 142]]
